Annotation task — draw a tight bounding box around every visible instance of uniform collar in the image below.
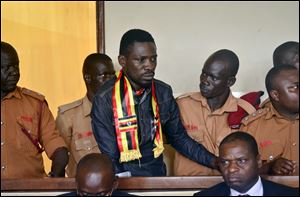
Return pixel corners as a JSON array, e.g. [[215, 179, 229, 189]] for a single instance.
[[190, 91, 238, 114], [2, 86, 22, 100], [265, 101, 299, 120], [82, 95, 92, 117]]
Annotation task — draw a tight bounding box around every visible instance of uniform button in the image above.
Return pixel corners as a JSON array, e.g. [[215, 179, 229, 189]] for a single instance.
[[1, 121, 3, 125], [269, 155, 274, 160], [1, 141, 4, 146], [1, 166, 5, 170], [252, 113, 256, 117], [292, 142, 296, 146], [28, 130, 31, 133], [87, 147, 91, 151], [244, 117, 248, 121]]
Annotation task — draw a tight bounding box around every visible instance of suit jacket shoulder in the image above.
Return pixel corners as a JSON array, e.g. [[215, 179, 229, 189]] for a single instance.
[[262, 178, 299, 196], [193, 182, 230, 196]]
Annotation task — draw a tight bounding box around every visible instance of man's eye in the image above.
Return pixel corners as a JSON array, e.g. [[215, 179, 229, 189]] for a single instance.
[[237, 159, 247, 165], [220, 160, 229, 166]]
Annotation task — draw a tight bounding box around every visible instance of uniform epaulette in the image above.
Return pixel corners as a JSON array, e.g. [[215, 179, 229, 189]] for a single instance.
[[58, 99, 83, 114], [176, 92, 196, 100], [21, 88, 45, 101], [241, 108, 268, 125]]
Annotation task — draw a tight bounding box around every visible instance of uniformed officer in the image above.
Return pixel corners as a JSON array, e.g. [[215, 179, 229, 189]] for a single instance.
[[56, 53, 115, 177], [1, 41, 68, 178], [241, 65, 299, 175], [174, 49, 261, 176], [260, 41, 299, 107]]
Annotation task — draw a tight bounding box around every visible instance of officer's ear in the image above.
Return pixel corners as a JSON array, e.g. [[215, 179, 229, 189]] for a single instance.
[[227, 76, 236, 87], [84, 74, 91, 84], [256, 154, 262, 169], [270, 89, 279, 102], [118, 55, 126, 68]]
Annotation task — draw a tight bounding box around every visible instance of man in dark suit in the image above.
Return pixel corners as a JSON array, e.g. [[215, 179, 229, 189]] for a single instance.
[[194, 131, 298, 196]]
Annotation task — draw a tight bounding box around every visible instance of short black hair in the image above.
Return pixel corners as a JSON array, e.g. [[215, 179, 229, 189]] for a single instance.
[[119, 29, 155, 56], [220, 131, 258, 157], [273, 41, 299, 66], [265, 64, 297, 94], [207, 49, 239, 77], [76, 153, 115, 180], [1, 41, 19, 60], [82, 53, 113, 74]]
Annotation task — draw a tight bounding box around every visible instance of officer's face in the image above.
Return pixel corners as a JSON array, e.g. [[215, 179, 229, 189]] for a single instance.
[[273, 69, 299, 113], [1, 50, 20, 93], [200, 59, 231, 99], [89, 60, 115, 94], [118, 42, 157, 90], [219, 140, 261, 193]]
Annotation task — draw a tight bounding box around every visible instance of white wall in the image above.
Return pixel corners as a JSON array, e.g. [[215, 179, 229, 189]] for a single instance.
[[105, 1, 299, 96]]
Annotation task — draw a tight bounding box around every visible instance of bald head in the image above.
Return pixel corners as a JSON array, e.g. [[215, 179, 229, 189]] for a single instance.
[[76, 153, 117, 196], [273, 41, 299, 69]]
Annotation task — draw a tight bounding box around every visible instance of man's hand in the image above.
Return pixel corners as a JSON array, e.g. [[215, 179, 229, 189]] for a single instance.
[[270, 157, 296, 175], [50, 147, 69, 177]]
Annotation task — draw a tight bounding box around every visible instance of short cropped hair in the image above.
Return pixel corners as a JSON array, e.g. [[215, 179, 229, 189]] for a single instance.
[[265, 64, 297, 94], [208, 49, 239, 77], [76, 153, 115, 180], [273, 41, 299, 67], [119, 29, 155, 56], [220, 131, 258, 157], [82, 53, 112, 74]]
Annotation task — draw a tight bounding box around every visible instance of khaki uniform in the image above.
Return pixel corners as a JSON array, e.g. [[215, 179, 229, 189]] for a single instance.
[[1, 87, 66, 178], [56, 96, 100, 177], [174, 92, 244, 176], [241, 99, 299, 175]]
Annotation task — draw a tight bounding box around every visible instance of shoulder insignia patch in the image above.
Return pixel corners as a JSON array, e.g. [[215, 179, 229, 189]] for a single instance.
[[21, 88, 45, 101], [58, 99, 83, 114], [241, 108, 268, 125]]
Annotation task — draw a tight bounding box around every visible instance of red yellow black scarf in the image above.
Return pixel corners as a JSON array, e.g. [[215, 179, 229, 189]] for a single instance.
[[112, 69, 164, 163]]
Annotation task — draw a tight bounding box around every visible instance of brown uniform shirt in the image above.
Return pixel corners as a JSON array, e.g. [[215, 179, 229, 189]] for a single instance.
[[241, 99, 299, 175], [56, 96, 100, 177], [1, 87, 67, 178], [174, 92, 240, 176]]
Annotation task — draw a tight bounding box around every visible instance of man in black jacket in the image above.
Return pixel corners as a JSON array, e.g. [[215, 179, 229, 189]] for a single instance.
[[194, 131, 298, 196], [91, 29, 218, 176]]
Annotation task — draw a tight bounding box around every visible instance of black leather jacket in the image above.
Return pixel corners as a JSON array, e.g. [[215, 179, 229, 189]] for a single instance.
[[91, 77, 216, 176]]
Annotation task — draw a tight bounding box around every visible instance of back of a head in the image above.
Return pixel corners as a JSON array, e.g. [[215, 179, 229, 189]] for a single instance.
[[219, 131, 258, 157], [119, 29, 155, 56], [208, 49, 239, 77], [265, 64, 298, 95], [82, 53, 113, 75], [273, 41, 299, 67]]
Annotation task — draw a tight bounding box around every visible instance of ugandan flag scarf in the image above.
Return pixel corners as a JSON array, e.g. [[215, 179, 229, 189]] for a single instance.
[[112, 69, 164, 163]]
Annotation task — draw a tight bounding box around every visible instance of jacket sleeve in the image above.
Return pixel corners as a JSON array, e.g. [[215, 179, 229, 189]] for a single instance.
[[161, 88, 217, 169], [91, 94, 124, 173]]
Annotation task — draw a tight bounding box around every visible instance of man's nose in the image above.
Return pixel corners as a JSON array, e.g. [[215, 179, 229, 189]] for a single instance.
[[228, 161, 239, 173], [144, 59, 156, 71]]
